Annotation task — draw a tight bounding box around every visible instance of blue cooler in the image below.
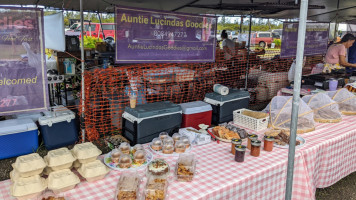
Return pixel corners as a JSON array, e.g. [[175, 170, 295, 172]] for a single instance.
[[204, 89, 250, 124], [0, 119, 38, 159], [122, 101, 182, 145], [38, 106, 78, 150]]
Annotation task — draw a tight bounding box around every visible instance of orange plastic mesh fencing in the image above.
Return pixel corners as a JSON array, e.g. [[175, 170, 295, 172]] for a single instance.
[[79, 47, 324, 141]]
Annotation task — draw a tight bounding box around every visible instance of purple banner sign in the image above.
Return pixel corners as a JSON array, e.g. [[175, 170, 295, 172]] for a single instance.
[[115, 6, 217, 63], [0, 7, 48, 115], [281, 23, 329, 58]]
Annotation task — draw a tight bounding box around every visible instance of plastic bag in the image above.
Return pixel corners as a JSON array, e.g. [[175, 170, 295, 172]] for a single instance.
[[327, 88, 356, 115], [302, 93, 342, 123], [263, 96, 315, 134]]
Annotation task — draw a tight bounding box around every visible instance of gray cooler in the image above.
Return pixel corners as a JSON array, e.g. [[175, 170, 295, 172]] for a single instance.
[[122, 101, 182, 145], [204, 89, 250, 124]]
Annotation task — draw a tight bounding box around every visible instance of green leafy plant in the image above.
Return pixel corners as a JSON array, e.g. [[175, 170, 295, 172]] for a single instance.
[[273, 39, 281, 48], [82, 36, 103, 49]]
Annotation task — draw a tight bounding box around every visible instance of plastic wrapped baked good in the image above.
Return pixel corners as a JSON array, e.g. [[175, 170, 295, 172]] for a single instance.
[[111, 149, 122, 164], [47, 169, 80, 194], [263, 96, 315, 134], [162, 137, 174, 146], [133, 150, 146, 165], [119, 142, 131, 154], [77, 160, 110, 182], [12, 153, 46, 178], [179, 136, 191, 149], [71, 142, 102, 164], [327, 88, 356, 115], [159, 132, 169, 141], [118, 154, 132, 168], [11, 175, 47, 200], [175, 153, 196, 182], [172, 133, 181, 144], [144, 175, 168, 200], [162, 143, 174, 154], [147, 159, 170, 178], [116, 173, 140, 200], [302, 93, 342, 123], [174, 141, 186, 153], [132, 144, 144, 155], [151, 138, 162, 151], [44, 148, 76, 171]]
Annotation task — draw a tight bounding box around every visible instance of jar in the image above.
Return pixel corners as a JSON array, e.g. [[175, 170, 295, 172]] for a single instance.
[[231, 138, 242, 155], [234, 145, 246, 162], [264, 136, 274, 152], [247, 134, 258, 150], [250, 140, 261, 157]]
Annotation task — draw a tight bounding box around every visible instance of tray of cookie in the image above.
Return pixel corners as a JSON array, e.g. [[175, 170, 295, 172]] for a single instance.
[[264, 129, 305, 148], [208, 122, 249, 143]]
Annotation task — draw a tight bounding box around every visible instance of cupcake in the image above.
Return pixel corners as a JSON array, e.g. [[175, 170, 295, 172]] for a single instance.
[[159, 132, 169, 141], [118, 154, 132, 168], [134, 150, 146, 164], [111, 149, 122, 163], [172, 133, 181, 144], [175, 141, 186, 153], [132, 144, 144, 155], [162, 144, 174, 154], [180, 136, 191, 149], [119, 142, 130, 154], [163, 137, 174, 146], [151, 138, 162, 151]]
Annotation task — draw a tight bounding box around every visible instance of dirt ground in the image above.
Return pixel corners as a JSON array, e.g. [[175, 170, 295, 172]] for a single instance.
[[0, 138, 354, 199]]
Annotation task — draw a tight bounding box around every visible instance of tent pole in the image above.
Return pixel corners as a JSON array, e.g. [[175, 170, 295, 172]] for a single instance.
[[80, 0, 86, 143], [244, 14, 252, 90], [285, 0, 308, 199]]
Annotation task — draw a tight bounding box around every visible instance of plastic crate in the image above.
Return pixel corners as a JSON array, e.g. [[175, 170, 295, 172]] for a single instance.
[[233, 109, 269, 131]]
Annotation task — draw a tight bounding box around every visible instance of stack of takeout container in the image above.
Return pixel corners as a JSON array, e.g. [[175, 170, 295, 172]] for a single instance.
[[71, 142, 109, 182], [10, 153, 47, 200]]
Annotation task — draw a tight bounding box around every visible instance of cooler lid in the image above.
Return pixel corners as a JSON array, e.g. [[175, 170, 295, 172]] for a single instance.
[[124, 101, 181, 119], [14, 112, 44, 122], [0, 119, 37, 136], [38, 107, 75, 127], [179, 101, 212, 114], [204, 89, 250, 102]]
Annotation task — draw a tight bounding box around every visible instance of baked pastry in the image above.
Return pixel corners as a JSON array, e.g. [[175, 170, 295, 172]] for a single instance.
[[176, 153, 196, 182], [180, 136, 191, 149], [151, 138, 162, 151], [42, 197, 65, 200], [162, 144, 174, 154], [274, 130, 300, 146], [159, 132, 169, 141], [174, 141, 186, 153], [118, 154, 132, 168], [133, 150, 146, 165], [117, 174, 140, 200], [147, 159, 169, 176], [264, 129, 281, 137], [119, 142, 131, 154], [132, 144, 144, 155], [145, 176, 167, 200], [111, 149, 122, 163], [212, 126, 240, 140], [162, 137, 174, 146], [172, 133, 181, 144]]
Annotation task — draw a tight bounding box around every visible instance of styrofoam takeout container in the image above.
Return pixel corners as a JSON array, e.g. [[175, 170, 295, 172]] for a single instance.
[[71, 142, 102, 164], [47, 169, 80, 194], [11, 175, 47, 200], [12, 153, 46, 178], [77, 160, 110, 182], [45, 147, 76, 171]]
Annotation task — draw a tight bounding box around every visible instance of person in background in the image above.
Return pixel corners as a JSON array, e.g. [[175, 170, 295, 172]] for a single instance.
[[347, 34, 356, 74], [221, 30, 235, 60], [323, 33, 356, 73]]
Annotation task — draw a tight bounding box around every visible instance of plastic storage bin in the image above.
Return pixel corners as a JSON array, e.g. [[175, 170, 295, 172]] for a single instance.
[[179, 101, 212, 129], [38, 106, 78, 150], [122, 101, 182, 145], [0, 119, 39, 159], [233, 109, 269, 131], [204, 89, 250, 124]]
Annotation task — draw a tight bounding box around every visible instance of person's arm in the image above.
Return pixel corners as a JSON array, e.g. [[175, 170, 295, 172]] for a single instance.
[[223, 46, 232, 56], [339, 55, 356, 68]]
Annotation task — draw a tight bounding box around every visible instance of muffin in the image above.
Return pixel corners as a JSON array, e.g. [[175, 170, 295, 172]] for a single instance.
[[175, 141, 186, 153], [162, 144, 174, 154], [151, 138, 162, 151], [159, 132, 169, 141], [172, 133, 181, 144], [162, 137, 174, 146], [119, 142, 131, 154], [134, 150, 146, 165], [180, 136, 191, 149], [111, 149, 122, 163], [132, 144, 144, 155], [118, 154, 132, 168]]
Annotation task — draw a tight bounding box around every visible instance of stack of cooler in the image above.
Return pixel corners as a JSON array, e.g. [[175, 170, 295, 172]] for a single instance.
[[38, 106, 78, 150], [204, 89, 250, 124], [179, 101, 212, 129], [0, 119, 39, 159], [122, 101, 182, 145]]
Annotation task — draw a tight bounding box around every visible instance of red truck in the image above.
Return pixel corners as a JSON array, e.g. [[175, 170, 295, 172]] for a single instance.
[[65, 22, 116, 42], [250, 32, 273, 48]]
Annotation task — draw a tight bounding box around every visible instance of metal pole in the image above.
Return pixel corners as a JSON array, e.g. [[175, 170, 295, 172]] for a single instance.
[[239, 16, 243, 33], [244, 14, 252, 90], [97, 12, 106, 40], [285, 0, 308, 199], [80, 0, 86, 143]]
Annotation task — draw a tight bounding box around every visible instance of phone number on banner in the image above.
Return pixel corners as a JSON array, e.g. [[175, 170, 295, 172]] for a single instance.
[[153, 30, 187, 38]]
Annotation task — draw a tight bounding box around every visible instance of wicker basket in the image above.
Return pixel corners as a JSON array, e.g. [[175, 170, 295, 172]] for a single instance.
[[233, 109, 269, 131]]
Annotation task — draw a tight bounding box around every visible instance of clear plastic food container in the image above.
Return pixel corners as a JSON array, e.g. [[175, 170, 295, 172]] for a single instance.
[[162, 137, 174, 146], [12, 153, 46, 178], [151, 138, 162, 151], [174, 141, 186, 153], [132, 144, 144, 155], [147, 159, 170, 178], [172, 133, 181, 143], [175, 153, 197, 182], [11, 175, 47, 200], [119, 142, 131, 154], [47, 169, 80, 194], [45, 148, 76, 171], [144, 175, 168, 200], [111, 149, 122, 164], [118, 154, 132, 168], [180, 136, 191, 149], [77, 160, 110, 182], [116, 173, 141, 200], [133, 150, 146, 165], [71, 142, 102, 164], [159, 132, 169, 141], [162, 143, 174, 154]]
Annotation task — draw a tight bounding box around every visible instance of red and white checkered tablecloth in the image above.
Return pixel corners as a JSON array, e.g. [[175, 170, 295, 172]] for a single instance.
[[0, 115, 355, 200]]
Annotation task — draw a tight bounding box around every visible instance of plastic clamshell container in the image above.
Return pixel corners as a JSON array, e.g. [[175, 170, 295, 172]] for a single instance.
[[116, 173, 140, 200], [71, 142, 102, 164], [45, 148, 76, 171], [12, 153, 46, 178], [11, 175, 47, 200], [47, 169, 80, 194], [175, 153, 197, 182], [119, 142, 131, 154], [77, 160, 110, 182], [145, 175, 168, 200]]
